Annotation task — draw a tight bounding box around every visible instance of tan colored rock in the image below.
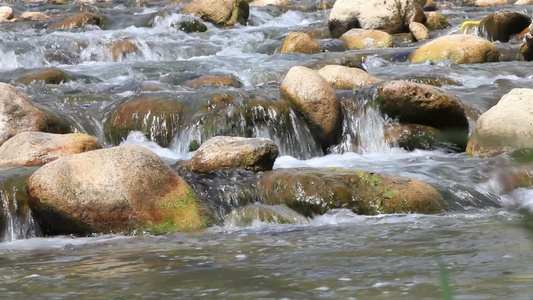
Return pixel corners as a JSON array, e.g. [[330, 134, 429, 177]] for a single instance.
[[424, 12, 449, 31], [260, 168, 445, 216], [250, 0, 287, 6], [50, 13, 103, 29], [186, 74, 242, 88], [479, 12, 531, 42], [19, 12, 50, 21], [409, 21, 429, 41], [27, 145, 210, 235], [107, 39, 138, 61], [190, 136, 279, 172], [410, 34, 499, 64], [317, 65, 380, 89], [0, 6, 13, 22], [316, 0, 333, 10], [377, 80, 469, 147], [280, 66, 342, 147], [467, 89, 533, 157], [340, 28, 393, 50], [184, 0, 249, 26], [0, 132, 101, 166], [0, 83, 69, 146], [475, 0, 508, 5], [515, 0, 533, 5], [328, 0, 425, 37], [280, 32, 322, 54]]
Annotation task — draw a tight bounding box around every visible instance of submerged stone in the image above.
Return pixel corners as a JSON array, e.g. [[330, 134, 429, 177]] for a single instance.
[[27, 145, 211, 235], [50, 13, 104, 30], [384, 124, 446, 151], [259, 168, 445, 216], [224, 204, 309, 227]]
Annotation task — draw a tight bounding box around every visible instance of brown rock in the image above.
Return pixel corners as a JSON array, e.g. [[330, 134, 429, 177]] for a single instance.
[[384, 124, 445, 150], [280, 32, 322, 54], [108, 39, 138, 61], [104, 96, 183, 147], [340, 29, 393, 50], [0, 132, 101, 166], [377, 81, 469, 146], [27, 145, 210, 235], [190, 136, 279, 172], [280, 66, 342, 148], [186, 74, 242, 88], [19, 12, 50, 21], [479, 11, 531, 42], [317, 65, 380, 89], [409, 21, 429, 41], [425, 12, 449, 31], [316, 0, 333, 10], [410, 34, 499, 64], [0, 83, 70, 146], [50, 13, 103, 29], [16, 68, 73, 84], [183, 0, 249, 26], [260, 168, 445, 216]]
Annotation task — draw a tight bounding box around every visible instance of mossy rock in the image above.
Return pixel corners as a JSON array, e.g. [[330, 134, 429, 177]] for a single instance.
[[258, 168, 445, 216], [27, 145, 212, 235], [104, 95, 184, 147]]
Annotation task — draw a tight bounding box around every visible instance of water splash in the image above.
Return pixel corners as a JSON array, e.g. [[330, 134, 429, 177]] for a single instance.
[[1, 188, 41, 243]]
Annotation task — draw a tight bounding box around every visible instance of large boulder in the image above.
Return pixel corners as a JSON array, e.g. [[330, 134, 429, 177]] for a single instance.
[[104, 96, 183, 147], [259, 168, 445, 216], [27, 145, 210, 235], [340, 29, 393, 50], [376, 81, 469, 147], [467, 89, 533, 157], [0, 132, 101, 166], [190, 136, 279, 172], [410, 34, 499, 64], [280, 66, 342, 149], [0, 83, 69, 146], [328, 0, 425, 37], [317, 65, 380, 89], [184, 0, 249, 26], [280, 32, 322, 54], [479, 12, 531, 43]]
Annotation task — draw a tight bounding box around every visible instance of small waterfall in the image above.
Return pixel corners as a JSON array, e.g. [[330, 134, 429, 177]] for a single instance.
[[332, 89, 394, 154], [1, 188, 41, 243]]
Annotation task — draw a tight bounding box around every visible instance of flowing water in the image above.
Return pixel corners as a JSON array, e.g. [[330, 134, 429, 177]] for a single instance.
[[0, 0, 532, 298]]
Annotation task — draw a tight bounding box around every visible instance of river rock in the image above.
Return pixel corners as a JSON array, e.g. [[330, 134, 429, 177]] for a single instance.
[[385, 124, 445, 150], [280, 66, 342, 148], [479, 12, 531, 42], [425, 12, 449, 31], [250, 0, 288, 6], [0, 132, 101, 166], [224, 204, 309, 226], [260, 168, 445, 216], [107, 39, 138, 61], [515, 0, 533, 4], [186, 74, 242, 88], [189, 136, 279, 172], [280, 32, 322, 54], [376, 81, 469, 147], [105, 96, 183, 147], [27, 145, 210, 235], [50, 13, 104, 29], [466, 89, 533, 157], [317, 65, 380, 89], [409, 22, 429, 41], [0, 6, 13, 22], [0, 83, 69, 146], [328, 0, 425, 37], [17, 68, 74, 84], [316, 0, 333, 10], [410, 34, 499, 64], [340, 29, 394, 50], [184, 0, 249, 26], [520, 33, 533, 61], [475, 0, 509, 6], [19, 12, 50, 21]]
